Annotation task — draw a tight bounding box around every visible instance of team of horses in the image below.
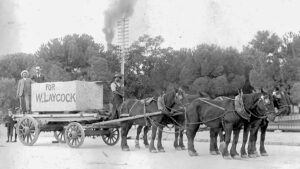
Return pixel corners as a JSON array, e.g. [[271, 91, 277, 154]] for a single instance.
[[117, 87, 290, 159]]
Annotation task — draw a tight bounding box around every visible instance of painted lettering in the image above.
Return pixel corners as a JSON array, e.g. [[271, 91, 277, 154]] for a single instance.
[[46, 84, 55, 91]]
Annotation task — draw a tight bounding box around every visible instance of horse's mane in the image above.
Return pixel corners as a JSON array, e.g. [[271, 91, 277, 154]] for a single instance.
[[164, 89, 177, 108], [242, 93, 262, 110]]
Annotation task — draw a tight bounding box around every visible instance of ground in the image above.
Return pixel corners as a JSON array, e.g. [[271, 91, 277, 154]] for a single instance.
[[0, 125, 300, 169]]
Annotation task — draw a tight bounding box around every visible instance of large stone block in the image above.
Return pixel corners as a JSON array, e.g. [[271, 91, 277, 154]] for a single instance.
[[31, 81, 103, 112]]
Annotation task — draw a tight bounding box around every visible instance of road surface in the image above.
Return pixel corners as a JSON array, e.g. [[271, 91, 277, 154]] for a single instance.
[[0, 125, 299, 169]]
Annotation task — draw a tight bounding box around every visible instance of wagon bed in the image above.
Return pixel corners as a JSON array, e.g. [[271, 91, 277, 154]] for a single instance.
[[14, 111, 163, 148]]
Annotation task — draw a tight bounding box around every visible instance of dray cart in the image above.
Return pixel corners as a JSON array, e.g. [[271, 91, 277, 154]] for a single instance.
[[14, 80, 163, 148]]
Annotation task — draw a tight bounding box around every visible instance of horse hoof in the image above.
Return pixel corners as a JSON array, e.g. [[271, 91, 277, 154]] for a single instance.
[[216, 151, 220, 155], [180, 147, 186, 150], [145, 145, 149, 148], [210, 151, 218, 155], [175, 147, 182, 151], [231, 155, 241, 159], [241, 154, 248, 158], [261, 152, 268, 156], [188, 150, 198, 156], [219, 142, 225, 154], [150, 149, 158, 153], [122, 147, 130, 151], [248, 154, 257, 158], [158, 149, 165, 152], [223, 155, 231, 160], [135, 145, 140, 149]]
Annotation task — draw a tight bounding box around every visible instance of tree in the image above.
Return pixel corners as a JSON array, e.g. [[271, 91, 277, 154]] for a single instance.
[[36, 34, 105, 81], [249, 30, 281, 55], [0, 78, 18, 111], [0, 53, 35, 80], [290, 82, 300, 105]]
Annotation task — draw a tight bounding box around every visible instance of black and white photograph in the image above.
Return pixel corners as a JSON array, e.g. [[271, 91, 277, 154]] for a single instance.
[[0, 0, 300, 169]]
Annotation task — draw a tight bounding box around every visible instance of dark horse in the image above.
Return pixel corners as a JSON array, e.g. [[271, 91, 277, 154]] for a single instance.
[[186, 93, 274, 158], [135, 92, 205, 151], [244, 91, 290, 158], [119, 88, 185, 152], [239, 91, 276, 158]]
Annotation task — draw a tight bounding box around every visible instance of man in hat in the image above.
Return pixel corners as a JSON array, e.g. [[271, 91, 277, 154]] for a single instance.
[[109, 73, 124, 120], [32, 66, 45, 83], [17, 70, 33, 114]]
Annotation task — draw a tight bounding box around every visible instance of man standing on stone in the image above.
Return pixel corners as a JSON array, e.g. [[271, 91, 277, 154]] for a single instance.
[[17, 70, 33, 114], [32, 66, 45, 83]]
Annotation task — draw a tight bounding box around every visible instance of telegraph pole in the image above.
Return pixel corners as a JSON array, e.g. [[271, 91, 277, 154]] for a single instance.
[[117, 17, 129, 75], [117, 16, 129, 100]]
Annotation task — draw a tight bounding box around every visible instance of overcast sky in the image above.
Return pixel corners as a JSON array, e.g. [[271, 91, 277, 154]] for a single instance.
[[1, 0, 300, 55]]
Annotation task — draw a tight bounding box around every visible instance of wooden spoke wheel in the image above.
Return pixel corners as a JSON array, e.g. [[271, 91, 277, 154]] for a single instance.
[[65, 122, 85, 148], [17, 116, 40, 146], [54, 130, 66, 143], [102, 128, 120, 146]]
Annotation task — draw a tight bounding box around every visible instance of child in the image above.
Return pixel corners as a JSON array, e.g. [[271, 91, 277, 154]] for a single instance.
[[3, 109, 14, 142]]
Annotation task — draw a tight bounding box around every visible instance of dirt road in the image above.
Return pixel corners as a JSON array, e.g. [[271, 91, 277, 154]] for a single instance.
[[0, 125, 299, 169]]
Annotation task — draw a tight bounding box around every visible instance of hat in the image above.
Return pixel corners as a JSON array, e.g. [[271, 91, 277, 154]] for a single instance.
[[114, 73, 122, 78], [20, 70, 29, 76], [35, 66, 41, 70]]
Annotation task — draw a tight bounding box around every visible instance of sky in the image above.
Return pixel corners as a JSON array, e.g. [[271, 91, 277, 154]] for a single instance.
[[1, 0, 300, 55]]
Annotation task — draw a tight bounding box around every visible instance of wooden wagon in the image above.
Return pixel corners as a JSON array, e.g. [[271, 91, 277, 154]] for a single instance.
[[14, 81, 162, 148]]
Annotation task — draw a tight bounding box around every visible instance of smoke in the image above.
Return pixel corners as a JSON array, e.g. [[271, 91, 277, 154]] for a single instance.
[[0, 0, 21, 55], [103, 0, 137, 45]]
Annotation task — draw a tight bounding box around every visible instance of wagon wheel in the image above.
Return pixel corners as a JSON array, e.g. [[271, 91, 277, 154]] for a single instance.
[[54, 130, 66, 143], [64, 122, 85, 148], [16, 116, 40, 146], [102, 128, 120, 146]]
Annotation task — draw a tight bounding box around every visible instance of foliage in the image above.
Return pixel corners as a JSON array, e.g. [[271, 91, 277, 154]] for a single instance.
[[0, 78, 18, 111], [290, 82, 300, 104], [0, 31, 299, 106]]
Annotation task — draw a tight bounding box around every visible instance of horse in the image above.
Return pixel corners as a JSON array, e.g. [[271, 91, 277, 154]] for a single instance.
[[245, 90, 290, 158], [119, 88, 185, 152], [134, 91, 204, 151], [185, 93, 274, 159], [239, 91, 276, 158]]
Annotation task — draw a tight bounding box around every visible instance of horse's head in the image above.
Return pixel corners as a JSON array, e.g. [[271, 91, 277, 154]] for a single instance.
[[260, 92, 277, 121], [163, 87, 187, 113], [246, 92, 276, 121], [272, 90, 291, 116]]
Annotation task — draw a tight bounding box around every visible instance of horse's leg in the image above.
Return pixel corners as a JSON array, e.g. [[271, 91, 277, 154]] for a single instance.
[[179, 128, 185, 150], [174, 126, 180, 150], [209, 128, 218, 155], [240, 123, 250, 158], [121, 122, 132, 151], [214, 128, 222, 155], [135, 125, 143, 149], [187, 124, 200, 156], [222, 123, 233, 159], [260, 120, 269, 156], [149, 125, 158, 153], [157, 125, 165, 152], [230, 128, 241, 159], [248, 122, 260, 158], [252, 123, 260, 157], [143, 126, 150, 148]]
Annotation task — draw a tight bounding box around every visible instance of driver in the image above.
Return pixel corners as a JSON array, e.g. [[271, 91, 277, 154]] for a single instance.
[[110, 73, 124, 119]]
